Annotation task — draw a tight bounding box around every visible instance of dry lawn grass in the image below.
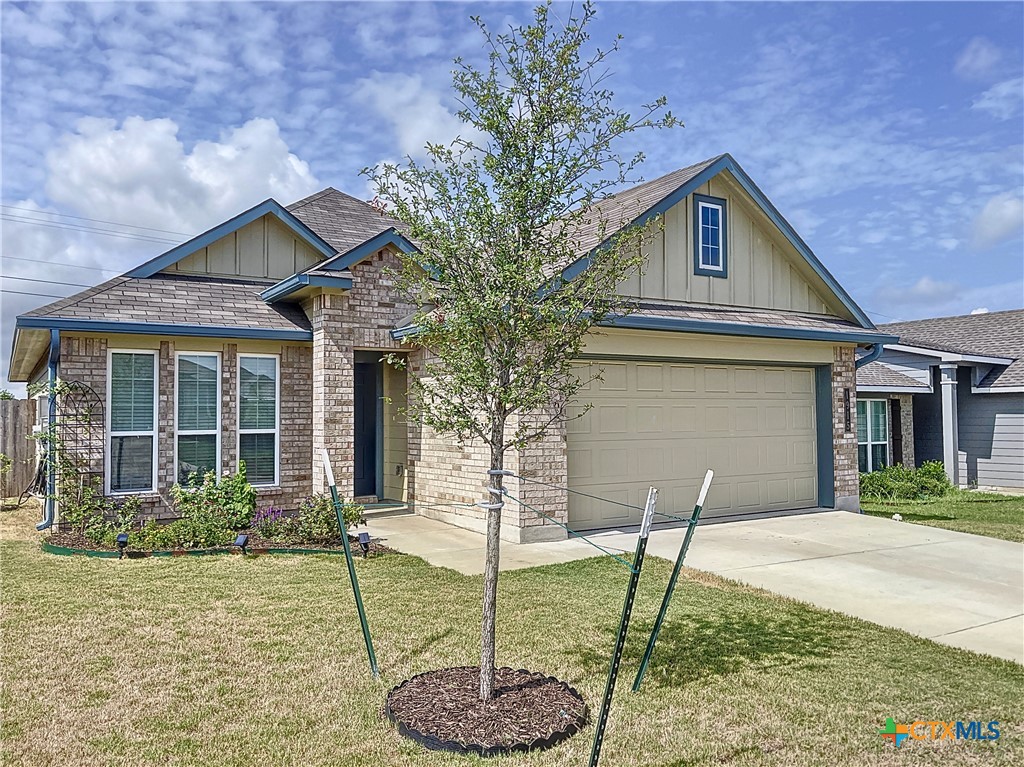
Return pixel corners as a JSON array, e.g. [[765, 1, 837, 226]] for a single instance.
[[862, 490, 1024, 543], [2, 500, 1022, 766]]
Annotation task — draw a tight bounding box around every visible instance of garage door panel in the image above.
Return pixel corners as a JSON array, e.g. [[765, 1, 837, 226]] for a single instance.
[[569, 360, 818, 528]]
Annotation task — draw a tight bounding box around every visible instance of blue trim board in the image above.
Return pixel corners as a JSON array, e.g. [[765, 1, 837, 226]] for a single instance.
[[317, 227, 418, 272], [261, 273, 354, 303], [692, 193, 728, 278], [814, 366, 836, 509], [16, 316, 312, 341], [127, 199, 338, 278], [559, 154, 876, 329], [603, 314, 898, 345]]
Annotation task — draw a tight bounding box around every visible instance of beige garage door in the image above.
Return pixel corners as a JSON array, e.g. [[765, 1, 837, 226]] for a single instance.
[[567, 360, 818, 529]]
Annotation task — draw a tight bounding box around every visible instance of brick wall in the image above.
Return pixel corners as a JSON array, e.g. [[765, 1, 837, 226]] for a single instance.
[[885, 393, 915, 468], [832, 345, 859, 510], [307, 247, 416, 498], [57, 335, 312, 521]]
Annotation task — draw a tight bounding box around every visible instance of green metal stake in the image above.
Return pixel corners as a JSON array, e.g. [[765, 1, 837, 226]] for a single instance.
[[321, 449, 379, 678], [588, 487, 658, 767], [632, 469, 714, 693]]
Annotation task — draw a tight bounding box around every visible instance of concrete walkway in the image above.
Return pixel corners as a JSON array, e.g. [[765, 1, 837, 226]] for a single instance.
[[363, 511, 1024, 663]]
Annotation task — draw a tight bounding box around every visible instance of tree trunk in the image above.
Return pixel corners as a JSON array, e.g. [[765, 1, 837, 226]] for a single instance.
[[479, 440, 504, 701]]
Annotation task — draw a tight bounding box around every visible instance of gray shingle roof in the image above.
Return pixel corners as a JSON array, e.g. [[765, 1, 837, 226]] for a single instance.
[[625, 301, 870, 338], [23, 274, 310, 333], [879, 309, 1024, 388], [287, 187, 405, 255], [570, 156, 724, 257], [856, 361, 929, 390]]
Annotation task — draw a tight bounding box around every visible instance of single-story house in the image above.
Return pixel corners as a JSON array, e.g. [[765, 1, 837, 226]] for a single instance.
[[855, 310, 1023, 490], [10, 153, 895, 541]]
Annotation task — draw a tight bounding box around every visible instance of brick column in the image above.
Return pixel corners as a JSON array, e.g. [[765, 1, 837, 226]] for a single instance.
[[157, 340, 176, 498], [309, 293, 354, 496], [831, 345, 858, 510], [221, 343, 238, 473]]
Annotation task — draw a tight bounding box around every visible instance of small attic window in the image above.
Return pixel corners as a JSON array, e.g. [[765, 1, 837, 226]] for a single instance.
[[693, 193, 728, 277]]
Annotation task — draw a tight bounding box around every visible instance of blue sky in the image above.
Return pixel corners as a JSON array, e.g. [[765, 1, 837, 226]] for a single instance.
[[2, 1, 1023, 389]]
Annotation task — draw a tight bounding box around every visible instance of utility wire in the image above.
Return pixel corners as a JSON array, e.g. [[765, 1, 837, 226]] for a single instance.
[[1, 288, 70, 300], [1, 214, 181, 245], [0, 255, 120, 274], [0, 204, 193, 236], [1, 275, 94, 289]]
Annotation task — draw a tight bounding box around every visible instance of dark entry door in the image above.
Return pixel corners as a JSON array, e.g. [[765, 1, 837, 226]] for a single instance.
[[354, 362, 378, 497]]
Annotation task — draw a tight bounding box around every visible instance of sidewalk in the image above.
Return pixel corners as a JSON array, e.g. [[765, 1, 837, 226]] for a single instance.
[[362, 511, 1024, 663]]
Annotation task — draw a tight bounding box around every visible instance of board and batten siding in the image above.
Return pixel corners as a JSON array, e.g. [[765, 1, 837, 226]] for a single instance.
[[618, 173, 847, 318], [869, 349, 934, 388], [163, 214, 322, 280], [956, 368, 1024, 490]]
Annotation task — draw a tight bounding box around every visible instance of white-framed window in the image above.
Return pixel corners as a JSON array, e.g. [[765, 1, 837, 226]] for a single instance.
[[106, 350, 158, 494], [238, 354, 279, 487], [693, 193, 728, 276], [175, 352, 221, 486], [857, 399, 889, 473]]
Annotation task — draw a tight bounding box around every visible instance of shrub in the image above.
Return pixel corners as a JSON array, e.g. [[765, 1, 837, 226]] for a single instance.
[[860, 461, 954, 502], [289, 494, 365, 545], [170, 463, 257, 530], [128, 515, 232, 550]]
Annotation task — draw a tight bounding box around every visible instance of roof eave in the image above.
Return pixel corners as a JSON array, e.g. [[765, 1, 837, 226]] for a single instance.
[[315, 227, 418, 272], [15, 316, 312, 342], [602, 314, 896, 345], [260, 273, 354, 303], [7, 326, 50, 383]]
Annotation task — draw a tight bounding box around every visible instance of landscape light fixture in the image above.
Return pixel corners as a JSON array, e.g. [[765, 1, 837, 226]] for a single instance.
[[358, 532, 371, 558], [116, 533, 129, 560], [233, 533, 249, 555]]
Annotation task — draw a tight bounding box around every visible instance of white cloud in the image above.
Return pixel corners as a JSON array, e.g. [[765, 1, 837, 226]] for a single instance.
[[44, 116, 320, 235], [352, 72, 479, 158], [970, 307, 989, 314], [972, 193, 1024, 249], [954, 37, 1003, 80], [972, 77, 1024, 120]]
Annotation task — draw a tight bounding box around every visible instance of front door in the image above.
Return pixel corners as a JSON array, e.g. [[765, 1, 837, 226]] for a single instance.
[[353, 361, 379, 497]]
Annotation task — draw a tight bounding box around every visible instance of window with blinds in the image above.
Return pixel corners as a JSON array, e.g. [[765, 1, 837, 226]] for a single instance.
[[239, 355, 279, 486], [176, 353, 220, 485], [108, 351, 157, 493]]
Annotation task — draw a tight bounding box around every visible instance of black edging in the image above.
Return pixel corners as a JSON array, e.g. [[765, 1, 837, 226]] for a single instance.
[[384, 666, 589, 757], [41, 540, 378, 559]]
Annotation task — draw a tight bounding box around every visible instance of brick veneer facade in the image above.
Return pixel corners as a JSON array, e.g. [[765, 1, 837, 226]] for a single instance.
[[832, 345, 859, 510], [53, 254, 866, 535], [55, 335, 312, 522]]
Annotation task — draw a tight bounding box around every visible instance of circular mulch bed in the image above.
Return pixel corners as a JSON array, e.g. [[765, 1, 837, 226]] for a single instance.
[[385, 666, 588, 756]]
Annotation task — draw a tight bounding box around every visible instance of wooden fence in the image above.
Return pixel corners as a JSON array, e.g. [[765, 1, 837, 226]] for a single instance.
[[1, 399, 38, 499]]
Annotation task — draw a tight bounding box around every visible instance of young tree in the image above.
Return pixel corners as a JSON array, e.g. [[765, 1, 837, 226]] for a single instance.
[[367, 1, 679, 701]]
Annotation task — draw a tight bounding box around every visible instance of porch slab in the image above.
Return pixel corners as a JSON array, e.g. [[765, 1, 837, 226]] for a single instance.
[[362, 511, 1024, 663]]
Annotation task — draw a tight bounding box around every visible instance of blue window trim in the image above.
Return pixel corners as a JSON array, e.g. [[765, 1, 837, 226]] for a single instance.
[[16, 316, 312, 342], [693, 193, 728, 278], [260, 273, 354, 303], [126, 199, 337, 278], [557, 154, 876, 330]]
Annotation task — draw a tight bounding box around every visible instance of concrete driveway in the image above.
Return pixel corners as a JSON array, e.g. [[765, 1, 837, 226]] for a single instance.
[[364, 511, 1024, 663]]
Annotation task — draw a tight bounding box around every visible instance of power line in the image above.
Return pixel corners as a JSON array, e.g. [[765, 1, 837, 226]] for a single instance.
[[0, 255, 120, 274], [0, 204, 193, 236], [1, 288, 70, 300], [1, 274, 94, 289], [1, 214, 181, 245]]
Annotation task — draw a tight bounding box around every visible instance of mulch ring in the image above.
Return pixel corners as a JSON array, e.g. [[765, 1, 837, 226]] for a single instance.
[[385, 666, 588, 756], [47, 529, 395, 557]]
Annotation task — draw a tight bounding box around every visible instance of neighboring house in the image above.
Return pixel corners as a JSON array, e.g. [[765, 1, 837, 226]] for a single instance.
[[9, 154, 894, 540], [855, 310, 1024, 490]]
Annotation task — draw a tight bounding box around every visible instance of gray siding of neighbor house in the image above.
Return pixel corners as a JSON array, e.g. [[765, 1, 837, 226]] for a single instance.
[[956, 368, 1024, 489], [873, 349, 934, 387], [913, 367, 944, 465]]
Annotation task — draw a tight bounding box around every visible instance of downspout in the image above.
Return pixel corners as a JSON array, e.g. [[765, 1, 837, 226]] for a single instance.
[[855, 343, 883, 369], [36, 329, 60, 531]]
